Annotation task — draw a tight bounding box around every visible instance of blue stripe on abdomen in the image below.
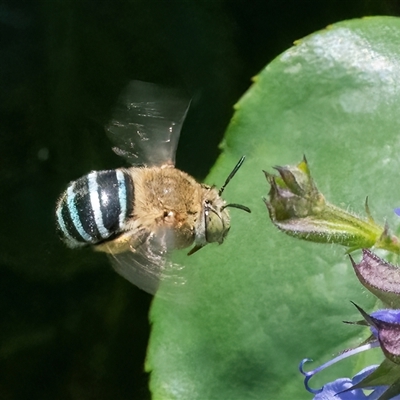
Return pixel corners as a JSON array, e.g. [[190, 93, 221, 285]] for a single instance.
[[55, 169, 134, 248]]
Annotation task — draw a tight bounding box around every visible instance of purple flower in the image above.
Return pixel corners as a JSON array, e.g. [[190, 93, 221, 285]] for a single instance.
[[300, 307, 400, 399], [300, 362, 400, 399], [311, 366, 387, 399], [368, 309, 400, 340]]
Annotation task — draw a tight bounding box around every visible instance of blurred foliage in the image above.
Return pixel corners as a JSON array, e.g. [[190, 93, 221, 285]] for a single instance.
[[0, 1, 399, 399]]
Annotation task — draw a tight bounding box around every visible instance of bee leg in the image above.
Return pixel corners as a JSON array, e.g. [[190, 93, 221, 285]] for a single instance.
[[187, 244, 204, 256]]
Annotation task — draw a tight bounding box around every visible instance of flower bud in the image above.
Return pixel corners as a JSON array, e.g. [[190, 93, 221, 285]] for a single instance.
[[264, 157, 399, 253]]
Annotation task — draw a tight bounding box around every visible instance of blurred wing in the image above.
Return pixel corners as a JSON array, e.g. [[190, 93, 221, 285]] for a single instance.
[[105, 80, 190, 167], [107, 228, 186, 296]]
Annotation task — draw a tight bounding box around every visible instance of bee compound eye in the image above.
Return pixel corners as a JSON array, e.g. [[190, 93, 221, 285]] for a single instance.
[[204, 209, 224, 244]]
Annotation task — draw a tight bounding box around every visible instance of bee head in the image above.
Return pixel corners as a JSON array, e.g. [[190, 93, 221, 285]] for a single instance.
[[204, 198, 231, 244], [188, 156, 250, 255]]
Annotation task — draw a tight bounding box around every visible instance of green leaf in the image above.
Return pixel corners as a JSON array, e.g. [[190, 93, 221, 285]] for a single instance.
[[147, 16, 400, 399]]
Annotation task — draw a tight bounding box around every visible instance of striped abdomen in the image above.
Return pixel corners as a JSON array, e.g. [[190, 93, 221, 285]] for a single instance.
[[56, 169, 134, 248]]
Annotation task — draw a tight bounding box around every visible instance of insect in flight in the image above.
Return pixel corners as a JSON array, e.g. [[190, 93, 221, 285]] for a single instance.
[[55, 80, 250, 295]]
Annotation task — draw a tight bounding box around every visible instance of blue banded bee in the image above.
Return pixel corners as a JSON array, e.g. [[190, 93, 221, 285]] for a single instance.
[[56, 81, 250, 294]]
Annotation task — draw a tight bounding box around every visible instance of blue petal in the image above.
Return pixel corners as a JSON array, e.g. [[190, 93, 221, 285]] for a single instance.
[[312, 366, 377, 399], [313, 378, 368, 399], [370, 309, 400, 339], [351, 365, 377, 382], [313, 366, 400, 400], [352, 366, 386, 400], [371, 309, 400, 324]]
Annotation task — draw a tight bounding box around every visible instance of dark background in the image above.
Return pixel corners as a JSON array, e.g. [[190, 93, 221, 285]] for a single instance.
[[0, 1, 398, 399]]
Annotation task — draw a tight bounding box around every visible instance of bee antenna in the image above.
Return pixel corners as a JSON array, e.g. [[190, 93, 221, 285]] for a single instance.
[[221, 203, 251, 213], [218, 156, 246, 196]]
